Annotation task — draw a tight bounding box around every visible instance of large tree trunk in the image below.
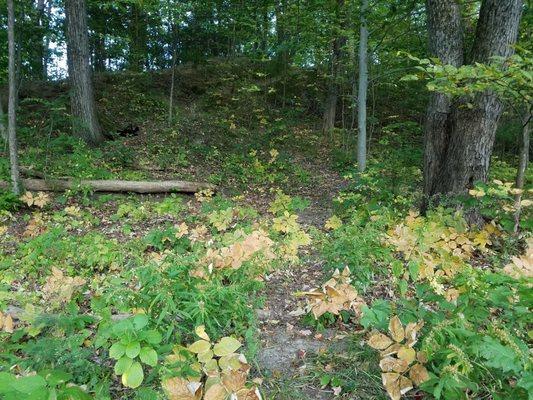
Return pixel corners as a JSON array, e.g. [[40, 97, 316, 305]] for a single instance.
[[424, 0, 523, 199], [356, 0, 369, 172], [65, 0, 104, 145], [7, 0, 22, 195], [423, 0, 463, 199]]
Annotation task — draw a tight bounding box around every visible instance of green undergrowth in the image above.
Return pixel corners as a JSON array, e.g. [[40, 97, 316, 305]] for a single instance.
[[0, 190, 313, 398], [303, 146, 532, 399]]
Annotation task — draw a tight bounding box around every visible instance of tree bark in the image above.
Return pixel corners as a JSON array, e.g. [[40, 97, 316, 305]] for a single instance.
[[7, 0, 22, 195], [0, 178, 215, 194], [424, 0, 523, 199], [322, 0, 346, 134], [0, 94, 6, 142], [65, 0, 104, 145], [423, 0, 463, 199], [513, 111, 531, 232], [356, 0, 369, 172]]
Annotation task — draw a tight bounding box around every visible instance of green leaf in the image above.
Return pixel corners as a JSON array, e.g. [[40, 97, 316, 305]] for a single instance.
[[133, 314, 149, 331], [213, 337, 241, 357], [142, 329, 162, 345], [11, 375, 47, 394], [115, 356, 134, 375], [122, 361, 144, 389], [139, 347, 158, 367], [517, 372, 533, 400], [125, 341, 141, 358], [109, 342, 126, 360], [478, 336, 521, 374]]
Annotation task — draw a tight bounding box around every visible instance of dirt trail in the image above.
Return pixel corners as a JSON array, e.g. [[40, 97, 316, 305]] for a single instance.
[[256, 155, 347, 399]]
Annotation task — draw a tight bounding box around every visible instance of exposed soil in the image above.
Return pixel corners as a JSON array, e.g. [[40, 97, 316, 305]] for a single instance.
[[254, 154, 348, 399]]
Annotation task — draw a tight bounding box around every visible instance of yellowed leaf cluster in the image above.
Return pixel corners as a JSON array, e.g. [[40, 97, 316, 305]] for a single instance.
[[300, 267, 365, 319], [195, 189, 215, 203], [367, 316, 429, 400], [324, 215, 343, 231], [23, 213, 47, 237], [42, 267, 86, 306], [20, 191, 50, 208], [503, 238, 533, 279], [208, 209, 234, 232], [0, 311, 14, 333], [195, 230, 274, 277], [387, 212, 501, 284], [162, 326, 262, 400], [272, 212, 300, 234]]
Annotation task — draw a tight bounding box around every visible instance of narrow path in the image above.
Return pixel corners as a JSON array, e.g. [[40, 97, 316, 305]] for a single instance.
[[256, 155, 347, 399]]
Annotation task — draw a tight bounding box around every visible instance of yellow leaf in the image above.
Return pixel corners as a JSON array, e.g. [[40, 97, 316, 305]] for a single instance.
[[367, 332, 394, 350], [161, 376, 202, 400], [221, 369, 247, 392], [382, 372, 401, 400], [388, 316, 405, 343], [379, 357, 409, 373], [203, 382, 228, 400], [198, 349, 214, 364], [397, 347, 416, 364], [188, 340, 211, 354], [324, 216, 343, 231], [409, 363, 430, 386], [399, 376, 413, 395], [380, 343, 403, 358], [195, 325, 210, 341], [3, 314, 14, 333], [213, 337, 242, 357]]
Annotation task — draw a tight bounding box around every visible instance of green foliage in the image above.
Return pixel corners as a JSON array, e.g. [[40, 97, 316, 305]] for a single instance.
[[0, 370, 91, 400]]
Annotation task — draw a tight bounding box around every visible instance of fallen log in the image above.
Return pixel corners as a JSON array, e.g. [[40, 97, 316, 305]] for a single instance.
[[0, 178, 215, 194]]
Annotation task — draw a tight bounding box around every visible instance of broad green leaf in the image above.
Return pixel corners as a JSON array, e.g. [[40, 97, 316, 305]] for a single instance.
[[121, 361, 144, 388], [109, 342, 126, 360], [142, 329, 162, 345], [133, 314, 149, 330], [114, 356, 134, 375], [125, 341, 141, 358], [139, 347, 158, 367], [11, 375, 47, 394]]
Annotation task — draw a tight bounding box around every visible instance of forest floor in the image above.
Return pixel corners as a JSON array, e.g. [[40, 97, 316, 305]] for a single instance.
[[1, 61, 530, 400]]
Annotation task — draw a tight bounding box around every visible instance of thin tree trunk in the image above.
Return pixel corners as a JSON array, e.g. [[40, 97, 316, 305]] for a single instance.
[[168, 49, 177, 126], [357, 0, 369, 172], [513, 111, 531, 233], [322, 0, 345, 135], [65, 0, 104, 145], [0, 94, 6, 142], [7, 0, 22, 195], [432, 0, 523, 195]]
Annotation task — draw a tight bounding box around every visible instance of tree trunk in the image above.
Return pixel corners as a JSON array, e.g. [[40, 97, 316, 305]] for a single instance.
[[65, 0, 104, 145], [356, 0, 369, 172], [423, 0, 463, 199], [0, 94, 6, 142], [7, 0, 22, 195], [168, 49, 177, 126], [513, 111, 531, 232], [128, 3, 148, 72], [0, 178, 215, 194], [424, 0, 523, 199], [322, 0, 345, 134]]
